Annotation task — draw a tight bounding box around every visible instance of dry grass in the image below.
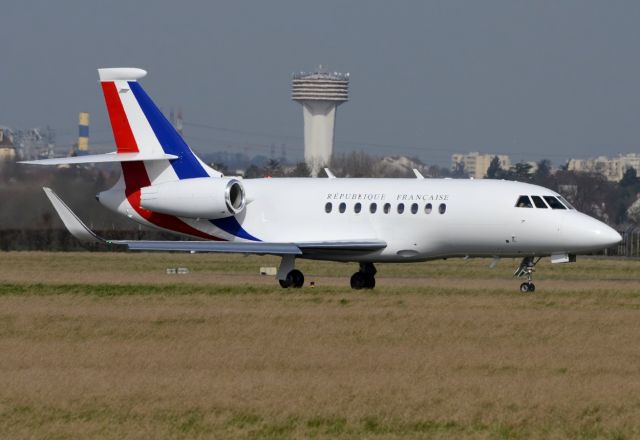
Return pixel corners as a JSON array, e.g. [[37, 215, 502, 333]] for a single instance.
[[0, 252, 639, 438]]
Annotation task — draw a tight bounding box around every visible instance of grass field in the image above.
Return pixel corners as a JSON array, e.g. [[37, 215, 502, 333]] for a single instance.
[[0, 252, 639, 439]]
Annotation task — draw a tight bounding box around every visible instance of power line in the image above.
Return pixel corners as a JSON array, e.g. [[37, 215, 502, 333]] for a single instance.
[[184, 119, 455, 155], [183, 120, 583, 161], [184, 121, 302, 141]]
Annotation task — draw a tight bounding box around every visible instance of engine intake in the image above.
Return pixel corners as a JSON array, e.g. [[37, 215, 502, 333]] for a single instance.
[[139, 177, 246, 219]]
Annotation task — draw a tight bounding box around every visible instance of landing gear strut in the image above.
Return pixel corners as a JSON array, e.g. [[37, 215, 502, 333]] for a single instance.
[[277, 255, 304, 288], [514, 256, 541, 293], [350, 262, 376, 290]]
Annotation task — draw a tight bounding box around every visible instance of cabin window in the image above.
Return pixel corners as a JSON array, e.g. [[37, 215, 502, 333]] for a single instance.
[[354, 202, 362, 213], [439, 203, 447, 214], [339, 202, 346, 213], [425, 203, 432, 214], [325, 202, 333, 213], [397, 203, 405, 214], [383, 203, 391, 214], [411, 203, 418, 214], [543, 196, 566, 209], [515, 195, 533, 208], [370, 203, 377, 213], [530, 196, 547, 208], [557, 195, 575, 209]]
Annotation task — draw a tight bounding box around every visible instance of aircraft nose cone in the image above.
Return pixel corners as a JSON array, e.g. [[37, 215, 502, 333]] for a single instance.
[[584, 216, 622, 248], [565, 213, 622, 251], [599, 224, 622, 247]]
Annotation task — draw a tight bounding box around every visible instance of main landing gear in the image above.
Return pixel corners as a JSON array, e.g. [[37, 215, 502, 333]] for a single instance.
[[514, 256, 541, 293], [277, 257, 378, 290], [277, 255, 304, 288], [278, 269, 304, 288], [350, 263, 376, 290]]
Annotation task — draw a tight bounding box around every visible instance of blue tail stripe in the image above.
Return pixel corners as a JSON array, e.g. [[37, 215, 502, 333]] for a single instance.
[[128, 81, 208, 180], [210, 217, 261, 242]]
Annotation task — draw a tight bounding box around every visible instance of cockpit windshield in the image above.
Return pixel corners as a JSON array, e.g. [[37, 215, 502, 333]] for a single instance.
[[543, 196, 567, 209], [530, 195, 548, 208], [556, 195, 575, 209], [516, 194, 575, 210], [515, 195, 533, 208]]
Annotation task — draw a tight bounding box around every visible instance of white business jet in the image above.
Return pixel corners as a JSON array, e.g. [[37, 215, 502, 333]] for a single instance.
[[23, 68, 622, 292]]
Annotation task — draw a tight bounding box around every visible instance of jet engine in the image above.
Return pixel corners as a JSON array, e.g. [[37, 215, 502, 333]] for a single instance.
[[139, 177, 245, 219]]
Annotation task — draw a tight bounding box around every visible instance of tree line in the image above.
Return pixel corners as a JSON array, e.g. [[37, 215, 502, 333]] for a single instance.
[[484, 156, 640, 225], [0, 153, 638, 250]]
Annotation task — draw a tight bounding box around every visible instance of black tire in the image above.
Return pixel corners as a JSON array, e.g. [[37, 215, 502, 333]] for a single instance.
[[350, 272, 366, 290], [364, 273, 376, 289], [288, 269, 304, 288], [520, 282, 534, 293], [279, 278, 291, 288]]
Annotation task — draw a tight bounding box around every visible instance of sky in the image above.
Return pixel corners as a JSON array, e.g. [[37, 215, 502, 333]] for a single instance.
[[1, 0, 639, 166]]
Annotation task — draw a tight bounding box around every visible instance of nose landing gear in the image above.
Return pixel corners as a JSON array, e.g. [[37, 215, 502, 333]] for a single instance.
[[514, 256, 541, 293], [350, 262, 376, 290], [520, 281, 535, 293]]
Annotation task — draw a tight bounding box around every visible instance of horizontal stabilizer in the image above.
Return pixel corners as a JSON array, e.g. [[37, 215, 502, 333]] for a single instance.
[[21, 152, 178, 166]]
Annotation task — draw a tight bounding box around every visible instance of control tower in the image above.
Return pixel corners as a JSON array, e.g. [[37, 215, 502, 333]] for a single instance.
[[292, 67, 349, 176]]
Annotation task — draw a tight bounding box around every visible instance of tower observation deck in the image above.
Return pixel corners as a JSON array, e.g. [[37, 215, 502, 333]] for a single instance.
[[292, 68, 349, 176]]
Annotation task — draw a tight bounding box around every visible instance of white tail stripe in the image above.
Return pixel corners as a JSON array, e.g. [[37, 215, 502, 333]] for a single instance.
[[114, 80, 165, 155], [144, 160, 180, 185], [113, 79, 179, 185]]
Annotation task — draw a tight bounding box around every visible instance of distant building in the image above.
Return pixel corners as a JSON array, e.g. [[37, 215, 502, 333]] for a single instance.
[[0, 127, 17, 161], [568, 153, 640, 181], [375, 156, 424, 177], [451, 152, 511, 179], [524, 161, 539, 174], [169, 108, 184, 136], [13, 127, 55, 160]]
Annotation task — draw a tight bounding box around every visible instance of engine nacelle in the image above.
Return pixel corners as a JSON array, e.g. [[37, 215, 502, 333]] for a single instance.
[[139, 177, 245, 219]]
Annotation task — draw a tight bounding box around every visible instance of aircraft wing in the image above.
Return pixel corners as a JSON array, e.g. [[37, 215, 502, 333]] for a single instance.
[[43, 187, 386, 256], [109, 239, 386, 256]]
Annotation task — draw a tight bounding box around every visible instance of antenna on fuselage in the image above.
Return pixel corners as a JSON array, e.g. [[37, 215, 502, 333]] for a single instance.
[[324, 168, 336, 179], [412, 169, 424, 179]]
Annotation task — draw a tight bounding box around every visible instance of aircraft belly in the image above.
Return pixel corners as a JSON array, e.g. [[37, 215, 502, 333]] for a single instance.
[[435, 222, 509, 255]]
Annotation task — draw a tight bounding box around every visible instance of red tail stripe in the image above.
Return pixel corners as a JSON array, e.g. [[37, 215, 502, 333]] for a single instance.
[[101, 82, 139, 153], [121, 162, 223, 241]]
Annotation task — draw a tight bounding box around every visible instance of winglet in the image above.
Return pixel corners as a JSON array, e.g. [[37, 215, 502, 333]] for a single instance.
[[413, 168, 425, 179], [42, 187, 103, 243], [324, 168, 336, 179]]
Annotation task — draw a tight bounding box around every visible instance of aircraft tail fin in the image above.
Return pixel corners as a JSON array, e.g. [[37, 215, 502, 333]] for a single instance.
[[98, 68, 221, 186]]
